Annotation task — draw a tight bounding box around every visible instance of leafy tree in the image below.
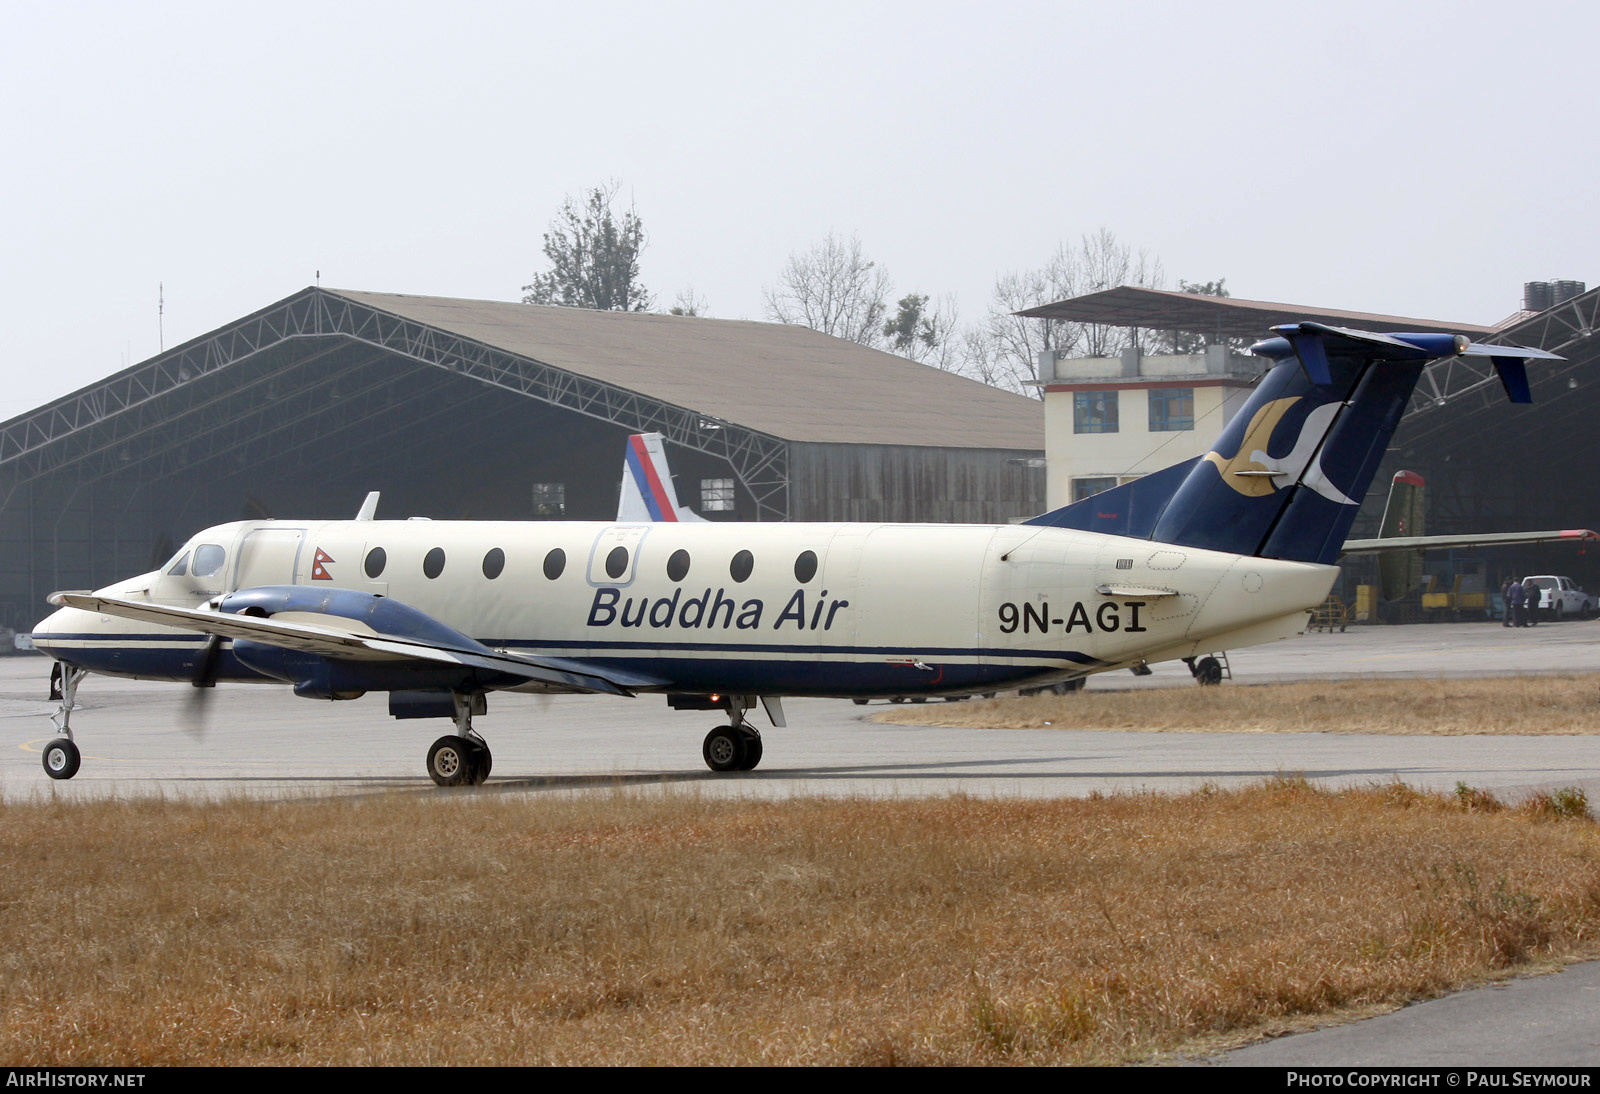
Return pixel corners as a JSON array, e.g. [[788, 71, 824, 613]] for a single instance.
[[763, 232, 890, 346], [1160, 278, 1230, 354], [882, 292, 959, 367], [522, 183, 653, 311]]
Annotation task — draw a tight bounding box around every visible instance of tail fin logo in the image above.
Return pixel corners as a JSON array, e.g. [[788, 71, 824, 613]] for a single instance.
[[1202, 398, 1357, 506]]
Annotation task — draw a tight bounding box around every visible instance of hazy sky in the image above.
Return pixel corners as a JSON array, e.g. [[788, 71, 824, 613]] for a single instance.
[[3, 0, 1592, 418]]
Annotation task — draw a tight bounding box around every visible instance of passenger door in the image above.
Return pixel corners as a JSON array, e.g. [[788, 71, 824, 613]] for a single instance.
[[232, 527, 308, 591]]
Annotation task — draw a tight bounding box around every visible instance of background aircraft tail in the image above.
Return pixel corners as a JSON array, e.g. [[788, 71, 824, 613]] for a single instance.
[[1375, 471, 1426, 599], [617, 433, 706, 522], [1029, 324, 1559, 565]]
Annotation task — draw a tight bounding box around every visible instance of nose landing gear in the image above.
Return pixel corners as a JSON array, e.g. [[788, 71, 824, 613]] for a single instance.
[[42, 663, 87, 780]]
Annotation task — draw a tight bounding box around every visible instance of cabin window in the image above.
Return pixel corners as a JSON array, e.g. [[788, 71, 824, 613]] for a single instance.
[[667, 549, 691, 582], [730, 549, 754, 583], [482, 548, 505, 580], [531, 482, 566, 519], [364, 547, 386, 579], [794, 550, 818, 583], [543, 548, 566, 580], [605, 546, 629, 579], [701, 478, 735, 512], [166, 552, 190, 577], [1073, 391, 1118, 434], [423, 547, 446, 579], [192, 544, 226, 578], [1148, 388, 1195, 432]]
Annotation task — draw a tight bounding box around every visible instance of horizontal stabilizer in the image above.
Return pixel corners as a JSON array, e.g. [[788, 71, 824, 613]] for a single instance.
[[1253, 323, 1561, 400]]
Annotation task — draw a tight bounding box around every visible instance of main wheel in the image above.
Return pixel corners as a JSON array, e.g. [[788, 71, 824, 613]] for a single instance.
[[702, 726, 745, 773], [427, 735, 479, 787], [734, 725, 763, 771], [1194, 656, 1223, 686], [1050, 678, 1086, 695], [42, 738, 80, 780]]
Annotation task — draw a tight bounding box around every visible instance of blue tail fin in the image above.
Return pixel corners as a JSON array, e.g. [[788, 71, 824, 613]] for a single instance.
[[1028, 324, 1560, 565]]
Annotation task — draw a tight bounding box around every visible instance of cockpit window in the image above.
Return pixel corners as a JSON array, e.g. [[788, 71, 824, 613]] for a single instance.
[[191, 544, 227, 578], [165, 552, 190, 577]]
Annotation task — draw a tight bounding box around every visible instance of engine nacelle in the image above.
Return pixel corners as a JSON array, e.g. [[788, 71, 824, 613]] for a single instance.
[[221, 586, 496, 700]]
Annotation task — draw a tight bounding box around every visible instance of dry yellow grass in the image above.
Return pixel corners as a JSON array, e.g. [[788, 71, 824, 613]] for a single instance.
[[2, 781, 1598, 1065], [876, 674, 1600, 734]]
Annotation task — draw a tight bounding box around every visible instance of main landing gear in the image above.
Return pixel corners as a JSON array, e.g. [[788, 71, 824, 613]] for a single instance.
[[701, 694, 764, 773], [426, 692, 492, 787], [42, 663, 86, 780]]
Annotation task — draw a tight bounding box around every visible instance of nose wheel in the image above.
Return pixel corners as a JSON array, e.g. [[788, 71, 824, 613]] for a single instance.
[[42, 737, 81, 780]]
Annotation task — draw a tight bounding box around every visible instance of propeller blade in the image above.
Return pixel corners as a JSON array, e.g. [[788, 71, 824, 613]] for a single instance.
[[192, 634, 222, 689], [181, 634, 224, 739]]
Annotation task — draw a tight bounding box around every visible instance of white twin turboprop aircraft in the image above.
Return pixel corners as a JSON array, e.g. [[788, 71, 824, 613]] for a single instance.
[[31, 323, 1562, 785]]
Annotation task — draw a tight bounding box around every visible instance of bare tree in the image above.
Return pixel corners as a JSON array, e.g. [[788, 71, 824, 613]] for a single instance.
[[763, 233, 891, 347], [522, 182, 653, 311], [668, 287, 709, 316], [963, 269, 1056, 395], [963, 229, 1167, 395], [1059, 228, 1166, 356]]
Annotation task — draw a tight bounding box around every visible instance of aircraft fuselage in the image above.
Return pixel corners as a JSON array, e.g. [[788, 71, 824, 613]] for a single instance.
[[34, 517, 1338, 697]]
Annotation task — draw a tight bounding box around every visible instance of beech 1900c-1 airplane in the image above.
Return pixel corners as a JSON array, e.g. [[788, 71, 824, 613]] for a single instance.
[[30, 323, 1562, 785]]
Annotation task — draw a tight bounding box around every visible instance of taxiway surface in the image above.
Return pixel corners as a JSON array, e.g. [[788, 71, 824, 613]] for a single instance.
[[4, 619, 1597, 800]]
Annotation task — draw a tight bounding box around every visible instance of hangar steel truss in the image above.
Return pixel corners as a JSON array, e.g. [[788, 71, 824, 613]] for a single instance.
[[0, 289, 792, 520], [1400, 285, 1600, 443]]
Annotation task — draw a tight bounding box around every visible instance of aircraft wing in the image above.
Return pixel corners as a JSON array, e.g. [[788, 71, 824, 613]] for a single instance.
[[1341, 529, 1600, 554], [48, 592, 660, 696]]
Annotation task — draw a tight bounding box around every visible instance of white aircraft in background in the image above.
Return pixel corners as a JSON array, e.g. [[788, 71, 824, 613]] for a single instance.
[[31, 324, 1563, 785]]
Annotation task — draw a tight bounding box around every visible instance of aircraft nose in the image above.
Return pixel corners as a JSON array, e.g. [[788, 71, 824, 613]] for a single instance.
[[29, 605, 73, 655]]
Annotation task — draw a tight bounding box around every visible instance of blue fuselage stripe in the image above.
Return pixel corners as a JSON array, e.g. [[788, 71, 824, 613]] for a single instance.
[[35, 631, 1100, 694]]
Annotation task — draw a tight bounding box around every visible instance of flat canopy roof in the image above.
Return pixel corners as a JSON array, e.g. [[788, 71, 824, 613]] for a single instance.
[[1018, 286, 1496, 340]]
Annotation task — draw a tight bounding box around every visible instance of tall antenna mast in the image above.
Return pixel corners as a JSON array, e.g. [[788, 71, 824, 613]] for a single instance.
[[158, 282, 165, 351]]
